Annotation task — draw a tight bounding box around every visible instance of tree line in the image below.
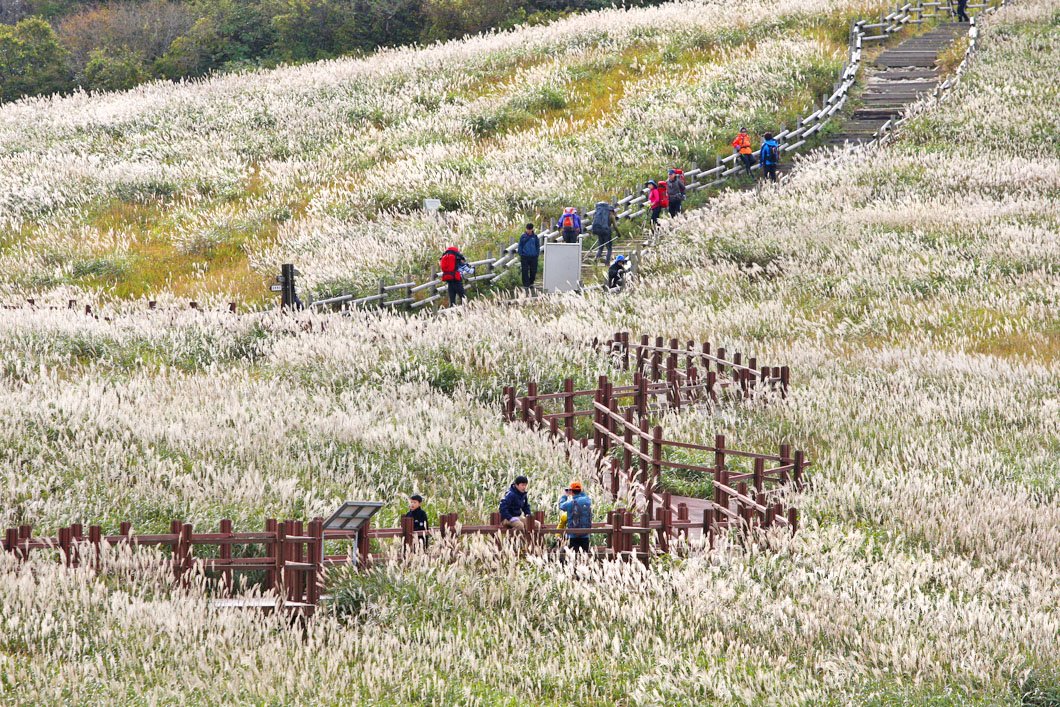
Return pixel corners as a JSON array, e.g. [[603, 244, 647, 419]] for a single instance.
[[0, 0, 657, 103]]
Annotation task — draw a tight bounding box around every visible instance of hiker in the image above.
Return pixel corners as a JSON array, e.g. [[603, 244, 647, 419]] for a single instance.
[[732, 127, 755, 177], [404, 494, 430, 547], [956, 0, 969, 21], [500, 475, 532, 531], [666, 169, 686, 217], [558, 481, 592, 552], [607, 255, 629, 290], [760, 132, 780, 183], [557, 207, 581, 244], [647, 180, 667, 227], [439, 245, 468, 306], [517, 223, 540, 290], [590, 201, 619, 262]]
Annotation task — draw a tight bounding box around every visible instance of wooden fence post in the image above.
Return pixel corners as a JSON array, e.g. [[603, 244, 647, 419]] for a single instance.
[[753, 458, 765, 496], [58, 526, 71, 566], [308, 517, 324, 607], [219, 519, 233, 592], [401, 515, 415, 553], [357, 518, 371, 569], [621, 332, 630, 370], [793, 450, 806, 490], [716, 347, 726, 376], [4, 528, 17, 557], [70, 524, 82, 568], [180, 523, 193, 580], [563, 378, 575, 441], [779, 444, 792, 485], [264, 518, 277, 591], [18, 525, 31, 563], [610, 512, 622, 559], [89, 525, 102, 570], [273, 521, 286, 596]]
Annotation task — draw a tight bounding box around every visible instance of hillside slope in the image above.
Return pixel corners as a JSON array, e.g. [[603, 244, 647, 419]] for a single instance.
[[0, 0, 1056, 703], [0, 0, 871, 302]]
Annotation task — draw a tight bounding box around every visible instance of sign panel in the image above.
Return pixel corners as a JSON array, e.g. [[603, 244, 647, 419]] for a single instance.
[[270, 284, 283, 292], [542, 242, 582, 293]]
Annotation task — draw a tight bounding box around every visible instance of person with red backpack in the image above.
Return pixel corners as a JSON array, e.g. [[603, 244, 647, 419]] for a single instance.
[[556, 207, 582, 244], [439, 245, 467, 306], [647, 180, 668, 227], [666, 169, 686, 217]]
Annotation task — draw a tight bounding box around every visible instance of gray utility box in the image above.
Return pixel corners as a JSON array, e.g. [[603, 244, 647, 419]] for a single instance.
[[542, 242, 582, 293]]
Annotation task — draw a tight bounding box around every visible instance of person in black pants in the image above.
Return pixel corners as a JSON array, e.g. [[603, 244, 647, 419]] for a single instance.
[[956, 0, 969, 21], [517, 223, 540, 290], [404, 494, 430, 548]]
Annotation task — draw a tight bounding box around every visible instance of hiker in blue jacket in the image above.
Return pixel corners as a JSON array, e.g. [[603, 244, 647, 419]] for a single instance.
[[517, 223, 540, 290], [760, 132, 780, 183], [556, 207, 582, 244], [500, 475, 532, 531], [558, 481, 592, 552]]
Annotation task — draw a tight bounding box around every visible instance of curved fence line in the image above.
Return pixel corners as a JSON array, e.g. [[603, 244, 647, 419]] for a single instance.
[[309, 0, 1002, 312]]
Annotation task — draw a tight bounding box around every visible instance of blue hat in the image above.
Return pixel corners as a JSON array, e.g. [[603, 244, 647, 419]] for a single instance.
[[615, 255, 626, 262]]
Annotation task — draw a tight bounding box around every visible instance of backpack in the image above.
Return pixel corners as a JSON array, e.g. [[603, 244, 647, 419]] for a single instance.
[[440, 251, 457, 275], [590, 202, 612, 235], [761, 142, 778, 165], [561, 213, 575, 231], [567, 495, 591, 529]]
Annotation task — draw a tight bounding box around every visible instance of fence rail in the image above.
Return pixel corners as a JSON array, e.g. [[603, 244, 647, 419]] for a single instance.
[[2, 488, 796, 610]]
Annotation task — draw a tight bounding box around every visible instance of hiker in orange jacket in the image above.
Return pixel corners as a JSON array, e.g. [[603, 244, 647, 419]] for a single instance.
[[732, 127, 755, 178]]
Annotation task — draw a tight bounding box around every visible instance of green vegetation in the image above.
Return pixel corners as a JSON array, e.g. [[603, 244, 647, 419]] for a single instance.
[[0, 0, 668, 102]]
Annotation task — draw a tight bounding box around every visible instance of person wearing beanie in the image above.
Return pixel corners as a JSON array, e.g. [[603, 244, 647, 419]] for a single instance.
[[500, 475, 532, 531], [404, 494, 430, 547], [558, 481, 592, 552]]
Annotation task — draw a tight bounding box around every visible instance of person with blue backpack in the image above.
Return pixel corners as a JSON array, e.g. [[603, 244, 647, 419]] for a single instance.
[[517, 223, 540, 290], [558, 481, 592, 552], [760, 132, 781, 183]]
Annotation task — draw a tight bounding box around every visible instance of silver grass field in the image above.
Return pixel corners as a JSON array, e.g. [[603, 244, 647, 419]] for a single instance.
[[0, 0, 1058, 704]]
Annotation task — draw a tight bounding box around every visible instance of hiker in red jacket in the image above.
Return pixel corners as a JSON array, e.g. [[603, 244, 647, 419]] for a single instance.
[[439, 245, 467, 306], [647, 180, 668, 227]]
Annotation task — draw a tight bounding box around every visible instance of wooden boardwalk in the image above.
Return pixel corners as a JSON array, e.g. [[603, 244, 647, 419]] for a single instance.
[[826, 23, 967, 146]]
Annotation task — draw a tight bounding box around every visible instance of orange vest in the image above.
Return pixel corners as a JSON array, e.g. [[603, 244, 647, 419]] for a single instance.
[[732, 133, 752, 155]]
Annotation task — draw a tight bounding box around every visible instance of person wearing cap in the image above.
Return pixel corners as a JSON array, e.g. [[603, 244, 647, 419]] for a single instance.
[[666, 169, 686, 217], [404, 494, 430, 547], [647, 180, 667, 227], [732, 127, 755, 178], [500, 475, 532, 531], [517, 223, 541, 291], [608, 255, 629, 290], [760, 132, 780, 183], [558, 481, 592, 552]]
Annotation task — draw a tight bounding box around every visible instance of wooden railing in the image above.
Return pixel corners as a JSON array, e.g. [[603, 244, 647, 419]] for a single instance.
[[505, 368, 808, 522], [3, 490, 800, 610]]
